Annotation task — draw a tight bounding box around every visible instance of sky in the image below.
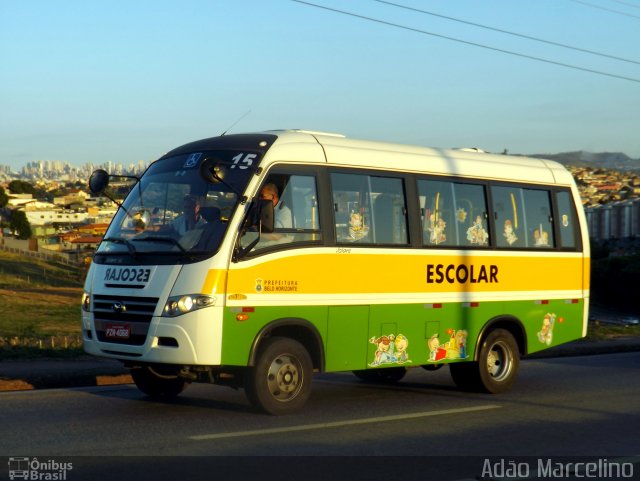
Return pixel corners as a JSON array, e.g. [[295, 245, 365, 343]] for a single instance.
[[1, 0, 639, 170]]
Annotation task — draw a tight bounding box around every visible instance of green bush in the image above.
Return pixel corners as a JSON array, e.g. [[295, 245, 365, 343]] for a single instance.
[[591, 254, 640, 313]]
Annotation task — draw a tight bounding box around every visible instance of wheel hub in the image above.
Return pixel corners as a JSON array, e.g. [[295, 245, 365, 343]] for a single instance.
[[487, 341, 511, 380], [487, 351, 500, 375], [267, 355, 302, 400]]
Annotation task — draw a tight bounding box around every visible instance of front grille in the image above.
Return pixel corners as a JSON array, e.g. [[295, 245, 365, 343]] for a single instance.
[[93, 295, 159, 346]]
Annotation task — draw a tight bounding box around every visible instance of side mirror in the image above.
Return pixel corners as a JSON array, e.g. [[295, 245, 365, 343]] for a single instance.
[[200, 158, 228, 184], [89, 169, 110, 194], [259, 198, 274, 233]]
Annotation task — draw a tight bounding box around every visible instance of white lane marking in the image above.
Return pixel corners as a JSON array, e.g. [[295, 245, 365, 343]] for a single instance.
[[189, 404, 501, 441]]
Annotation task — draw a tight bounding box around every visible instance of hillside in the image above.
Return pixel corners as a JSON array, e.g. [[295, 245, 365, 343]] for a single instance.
[[0, 249, 84, 353], [0, 248, 84, 289], [529, 151, 640, 172]]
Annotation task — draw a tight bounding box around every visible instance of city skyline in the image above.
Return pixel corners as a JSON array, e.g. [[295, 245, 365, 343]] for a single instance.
[[2, 1, 639, 169]]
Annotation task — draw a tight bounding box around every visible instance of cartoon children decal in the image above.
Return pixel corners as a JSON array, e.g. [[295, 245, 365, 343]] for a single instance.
[[534, 224, 550, 247], [426, 329, 469, 362], [394, 335, 410, 363], [369, 334, 412, 367], [427, 192, 447, 245], [370, 335, 394, 366], [467, 216, 489, 246], [427, 333, 440, 361], [428, 214, 447, 245], [349, 210, 369, 241], [503, 219, 518, 245], [445, 329, 468, 359], [537, 313, 556, 345], [455, 329, 468, 359]]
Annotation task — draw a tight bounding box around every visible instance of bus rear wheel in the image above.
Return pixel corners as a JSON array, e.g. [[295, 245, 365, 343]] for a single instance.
[[352, 367, 407, 383], [245, 337, 313, 415], [449, 328, 519, 394], [131, 365, 187, 399]]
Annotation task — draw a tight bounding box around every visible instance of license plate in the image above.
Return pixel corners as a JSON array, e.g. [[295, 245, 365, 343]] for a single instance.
[[105, 324, 131, 339]]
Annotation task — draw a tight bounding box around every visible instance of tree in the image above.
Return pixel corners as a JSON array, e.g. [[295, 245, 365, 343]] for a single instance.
[[8, 180, 36, 195], [10, 210, 32, 239], [0, 186, 8, 208]]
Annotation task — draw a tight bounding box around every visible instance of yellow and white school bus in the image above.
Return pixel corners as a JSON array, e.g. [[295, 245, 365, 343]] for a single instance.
[[82, 130, 589, 414]]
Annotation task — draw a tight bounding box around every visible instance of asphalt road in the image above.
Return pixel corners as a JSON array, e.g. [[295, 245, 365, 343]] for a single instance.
[[2, 352, 639, 480]]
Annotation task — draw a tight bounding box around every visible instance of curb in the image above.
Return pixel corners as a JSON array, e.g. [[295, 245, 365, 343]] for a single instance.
[[1, 338, 640, 392], [0, 357, 131, 392]]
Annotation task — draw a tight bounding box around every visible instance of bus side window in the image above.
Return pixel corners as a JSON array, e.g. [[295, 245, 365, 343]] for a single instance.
[[282, 175, 320, 232], [523, 188, 555, 248], [331, 173, 371, 243], [492, 186, 525, 248], [417, 179, 455, 246], [370, 177, 408, 245], [331, 173, 407, 245], [247, 173, 322, 253], [454, 183, 489, 247], [556, 191, 577, 249]]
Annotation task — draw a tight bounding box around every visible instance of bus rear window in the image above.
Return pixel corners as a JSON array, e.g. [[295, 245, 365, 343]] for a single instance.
[[492, 186, 555, 249]]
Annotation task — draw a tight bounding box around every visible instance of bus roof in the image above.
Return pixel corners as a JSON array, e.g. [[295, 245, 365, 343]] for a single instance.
[[163, 130, 574, 187], [262, 130, 574, 186]]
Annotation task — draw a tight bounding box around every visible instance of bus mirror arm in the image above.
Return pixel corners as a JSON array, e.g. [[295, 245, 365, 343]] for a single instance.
[[235, 236, 259, 260], [233, 199, 275, 261]]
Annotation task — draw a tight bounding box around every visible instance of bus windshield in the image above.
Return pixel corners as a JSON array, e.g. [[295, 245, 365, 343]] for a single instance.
[[95, 150, 259, 262]]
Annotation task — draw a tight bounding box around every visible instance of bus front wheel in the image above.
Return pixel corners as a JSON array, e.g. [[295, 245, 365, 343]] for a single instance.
[[245, 337, 313, 415], [449, 328, 519, 394], [131, 365, 187, 399]]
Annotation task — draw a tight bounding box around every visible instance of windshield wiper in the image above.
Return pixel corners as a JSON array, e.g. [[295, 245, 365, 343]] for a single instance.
[[102, 237, 137, 257]]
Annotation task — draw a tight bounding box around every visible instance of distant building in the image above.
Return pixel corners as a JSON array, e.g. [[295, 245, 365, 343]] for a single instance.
[[7, 192, 34, 207], [586, 198, 640, 241], [24, 209, 88, 226], [53, 189, 89, 206], [77, 223, 109, 236], [69, 235, 103, 251]]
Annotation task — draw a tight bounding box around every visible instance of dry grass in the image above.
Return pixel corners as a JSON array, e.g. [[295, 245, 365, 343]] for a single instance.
[[0, 249, 84, 358], [587, 321, 640, 341], [0, 287, 83, 337]]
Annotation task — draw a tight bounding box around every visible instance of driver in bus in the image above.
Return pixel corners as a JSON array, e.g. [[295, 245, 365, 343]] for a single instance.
[[260, 183, 292, 229], [256, 183, 293, 246], [172, 194, 207, 236]]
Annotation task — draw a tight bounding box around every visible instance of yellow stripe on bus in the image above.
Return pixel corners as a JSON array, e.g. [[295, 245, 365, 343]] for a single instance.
[[224, 251, 588, 295], [202, 269, 228, 295]]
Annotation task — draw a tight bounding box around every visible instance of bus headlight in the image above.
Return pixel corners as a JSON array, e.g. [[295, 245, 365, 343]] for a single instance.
[[81, 292, 91, 312], [162, 294, 216, 317]]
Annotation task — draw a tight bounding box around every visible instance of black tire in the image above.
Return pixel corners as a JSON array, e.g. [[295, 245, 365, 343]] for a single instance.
[[352, 367, 407, 383], [245, 337, 313, 415], [421, 364, 443, 372], [131, 365, 187, 399], [450, 328, 519, 394]]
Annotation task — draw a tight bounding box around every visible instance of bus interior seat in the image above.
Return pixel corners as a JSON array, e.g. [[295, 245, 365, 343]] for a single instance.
[[200, 206, 221, 223]]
